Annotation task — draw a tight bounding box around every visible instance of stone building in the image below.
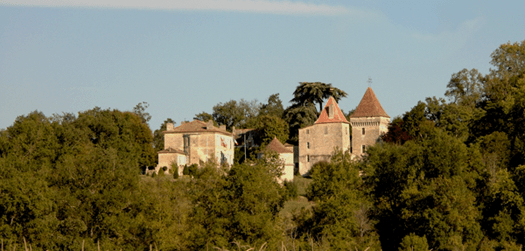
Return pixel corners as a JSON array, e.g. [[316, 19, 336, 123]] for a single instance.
[[349, 87, 390, 156], [259, 137, 294, 183], [297, 96, 351, 175], [157, 120, 234, 175]]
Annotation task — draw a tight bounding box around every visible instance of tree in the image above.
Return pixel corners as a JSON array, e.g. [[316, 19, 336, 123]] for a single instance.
[[445, 68, 484, 106], [194, 111, 214, 122], [212, 99, 260, 130], [253, 115, 289, 146], [296, 151, 380, 250], [282, 103, 318, 144], [366, 128, 484, 250], [133, 101, 152, 125], [259, 93, 284, 118], [153, 118, 175, 154], [290, 82, 347, 114]]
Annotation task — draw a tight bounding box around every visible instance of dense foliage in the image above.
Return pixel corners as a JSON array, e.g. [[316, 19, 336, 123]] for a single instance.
[[2, 40, 525, 250]]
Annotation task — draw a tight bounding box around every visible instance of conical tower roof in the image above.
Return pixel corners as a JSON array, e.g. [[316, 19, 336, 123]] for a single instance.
[[265, 137, 293, 153], [350, 87, 389, 118], [315, 96, 350, 124]]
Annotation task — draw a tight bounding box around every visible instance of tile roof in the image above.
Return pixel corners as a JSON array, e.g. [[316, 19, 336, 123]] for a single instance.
[[165, 120, 231, 135], [265, 137, 293, 154], [350, 87, 389, 118], [315, 96, 350, 124]]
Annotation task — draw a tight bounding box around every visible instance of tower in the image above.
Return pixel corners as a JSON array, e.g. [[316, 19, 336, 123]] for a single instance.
[[349, 87, 390, 156]]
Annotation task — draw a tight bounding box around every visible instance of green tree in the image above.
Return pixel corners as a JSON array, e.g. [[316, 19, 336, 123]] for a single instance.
[[290, 82, 347, 114], [152, 118, 175, 154], [253, 115, 289, 146], [259, 93, 284, 118], [282, 103, 318, 144], [212, 99, 260, 130], [133, 101, 152, 124]]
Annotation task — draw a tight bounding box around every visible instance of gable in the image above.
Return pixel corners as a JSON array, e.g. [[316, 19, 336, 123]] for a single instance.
[[315, 96, 349, 124]]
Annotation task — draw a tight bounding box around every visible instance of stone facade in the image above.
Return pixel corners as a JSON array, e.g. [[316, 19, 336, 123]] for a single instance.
[[157, 120, 234, 174], [298, 96, 351, 175]]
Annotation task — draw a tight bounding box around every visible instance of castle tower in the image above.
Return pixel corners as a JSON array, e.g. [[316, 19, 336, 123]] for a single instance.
[[349, 87, 390, 156], [298, 96, 351, 175]]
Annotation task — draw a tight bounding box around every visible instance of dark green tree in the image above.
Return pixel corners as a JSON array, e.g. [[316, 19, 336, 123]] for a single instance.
[[290, 82, 347, 114]]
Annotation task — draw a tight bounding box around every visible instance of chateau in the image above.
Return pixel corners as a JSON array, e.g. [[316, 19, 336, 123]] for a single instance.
[[297, 87, 389, 175], [157, 87, 389, 178]]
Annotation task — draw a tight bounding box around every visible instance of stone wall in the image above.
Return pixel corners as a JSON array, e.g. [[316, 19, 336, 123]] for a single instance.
[[298, 122, 351, 175], [350, 116, 390, 156]]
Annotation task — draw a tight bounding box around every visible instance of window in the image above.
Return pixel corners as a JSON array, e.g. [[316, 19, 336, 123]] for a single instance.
[[324, 126, 328, 134], [362, 127, 365, 135], [307, 155, 310, 162], [350, 147, 353, 153], [307, 142, 310, 149], [362, 145, 366, 153], [306, 129, 309, 134]]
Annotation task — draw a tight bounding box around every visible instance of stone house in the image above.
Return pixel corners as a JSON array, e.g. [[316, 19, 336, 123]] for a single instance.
[[297, 87, 389, 175], [259, 137, 294, 183], [157, 120, 235, 175], [349, 87, 390, 156], [298, 96, 351, 175]]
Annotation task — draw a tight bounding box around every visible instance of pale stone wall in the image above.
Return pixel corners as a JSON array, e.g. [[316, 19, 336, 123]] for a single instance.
[[163, 131, 234, 166], [157, 152, 186, 176], [164, 133, 184, 150], [298, 123, 351, 175], [350, 117, 390, 156], [279, 152, 294, 183]]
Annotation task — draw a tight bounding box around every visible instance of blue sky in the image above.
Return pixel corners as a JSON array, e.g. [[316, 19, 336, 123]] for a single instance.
[[1, 0, 524, 130]]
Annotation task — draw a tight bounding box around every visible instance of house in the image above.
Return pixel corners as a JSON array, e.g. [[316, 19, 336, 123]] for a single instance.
[[259, 137, 294, 183], [349, 87, 390, 156], [156, 120, 234, 175], [297, 96, 351, 175]]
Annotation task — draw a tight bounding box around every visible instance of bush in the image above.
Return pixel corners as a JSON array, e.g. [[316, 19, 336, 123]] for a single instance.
[[183, 164, 198, 176], [283, 180, 298, 200]]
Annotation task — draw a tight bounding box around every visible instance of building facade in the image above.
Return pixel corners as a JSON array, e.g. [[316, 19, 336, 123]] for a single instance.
[[157, 120, 234, 175], [298, 96, 351, 175]]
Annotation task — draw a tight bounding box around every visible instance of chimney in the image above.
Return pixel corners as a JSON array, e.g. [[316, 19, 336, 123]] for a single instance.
[[166, 123, 174, 131], [206, 120, 214, 130], [232, 126, 236, 135], [220, 125, 226, 131]]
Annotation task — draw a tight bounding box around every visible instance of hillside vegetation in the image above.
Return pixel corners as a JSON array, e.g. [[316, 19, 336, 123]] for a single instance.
[[1, 40, 525, 250]]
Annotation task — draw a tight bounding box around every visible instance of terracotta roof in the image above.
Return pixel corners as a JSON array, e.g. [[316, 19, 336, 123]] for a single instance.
[[164, 120, 231, 135], [265, 137, 293, 153], [158, 147, 186, 154], [315, 96, 350, 124], [350, 87, 389, 118]]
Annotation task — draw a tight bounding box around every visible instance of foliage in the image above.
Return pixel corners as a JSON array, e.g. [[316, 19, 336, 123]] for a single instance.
[[152, 118, 174, 154], [253, 115, 289, 146], [212, 99, 260, 130], [290, 82, 347, 114]]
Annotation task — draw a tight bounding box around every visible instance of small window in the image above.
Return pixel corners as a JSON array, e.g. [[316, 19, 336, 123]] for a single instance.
[[307, 142, 310, 149], [324, 126, 328, 134], [362, 145, 366, 153], [362, 128, 365, 135], [307, 155, 310, 162], [306, 129, 309, 134], [350, 147, 353, 153]]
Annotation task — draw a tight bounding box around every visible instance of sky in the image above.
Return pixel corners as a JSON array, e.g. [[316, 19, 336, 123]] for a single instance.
[[1, 0, 524, 131]]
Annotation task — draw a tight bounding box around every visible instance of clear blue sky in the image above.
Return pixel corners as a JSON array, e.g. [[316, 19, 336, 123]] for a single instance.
[[1, 0, 524, 130]]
